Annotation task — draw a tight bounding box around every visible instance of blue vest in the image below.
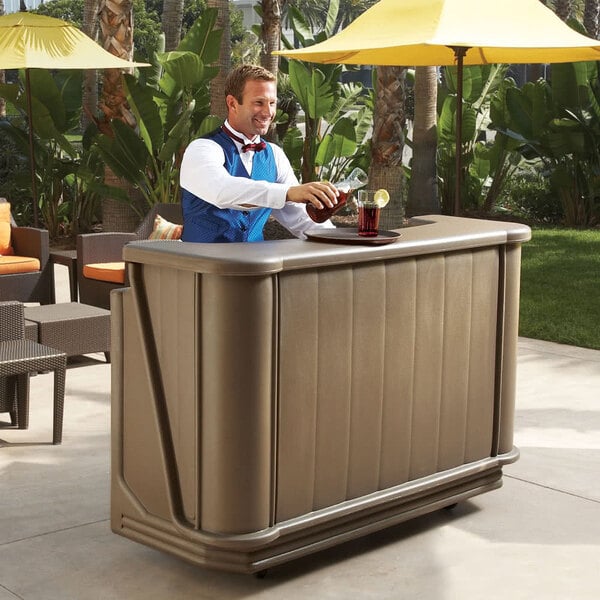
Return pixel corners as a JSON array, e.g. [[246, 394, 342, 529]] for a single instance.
[[181, 128, 276, 243]]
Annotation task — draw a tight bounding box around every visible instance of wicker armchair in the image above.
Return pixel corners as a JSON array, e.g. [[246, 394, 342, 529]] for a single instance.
[[0, 199, 54, 305], [77, 203, 183, 310]]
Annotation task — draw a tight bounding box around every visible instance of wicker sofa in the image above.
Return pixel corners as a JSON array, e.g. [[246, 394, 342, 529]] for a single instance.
[[0, 199, 54, 305], [77, 203, 183, 310]]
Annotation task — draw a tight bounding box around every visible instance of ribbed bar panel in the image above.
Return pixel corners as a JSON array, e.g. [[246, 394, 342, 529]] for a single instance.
[[276, 248, 500, 522]]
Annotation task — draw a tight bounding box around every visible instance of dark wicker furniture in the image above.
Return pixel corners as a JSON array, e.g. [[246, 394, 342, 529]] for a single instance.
[[24, 302, 111, 362], [77, 203, 182, 310], [0, 301, 66, 444], [0, 198, 54, 305], [49, 249, 78, 302]]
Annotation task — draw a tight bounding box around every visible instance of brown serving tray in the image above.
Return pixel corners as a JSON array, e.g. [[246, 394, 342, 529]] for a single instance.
[[305, 227, 401, 245]]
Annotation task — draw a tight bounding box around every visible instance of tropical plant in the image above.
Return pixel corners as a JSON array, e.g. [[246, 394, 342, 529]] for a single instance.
[[498, 164, 562, 224], [89, 11, 223, 211], [34, 0, 86, 24], [279, 2, 372, 185], [500, 60, 600, 226], [0, 70, 104, 236], [0, 135, 30, 224], [283, 0, 377, 33], [231, 30, 262, 67], [437, 63, 522, 214]]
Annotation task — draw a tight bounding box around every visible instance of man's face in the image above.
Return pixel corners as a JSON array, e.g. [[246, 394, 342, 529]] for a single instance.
[[227, 79, 277, 138]]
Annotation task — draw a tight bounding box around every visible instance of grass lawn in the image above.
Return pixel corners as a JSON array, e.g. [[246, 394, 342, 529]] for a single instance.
[[519, 227, 600, 350]]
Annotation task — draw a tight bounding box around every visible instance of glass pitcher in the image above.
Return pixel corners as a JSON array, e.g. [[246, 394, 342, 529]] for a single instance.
[[306, 168, 368, 223]]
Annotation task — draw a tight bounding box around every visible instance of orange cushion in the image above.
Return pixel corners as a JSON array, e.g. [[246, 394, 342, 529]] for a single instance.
[[83, 262, 126, 284], [148, 214, 183, 240], [0, 202, 14, 256], [0, 255, 40, 274]]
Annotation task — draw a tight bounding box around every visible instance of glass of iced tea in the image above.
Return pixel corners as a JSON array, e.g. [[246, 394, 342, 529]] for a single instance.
[[357, 189, 389, 236]]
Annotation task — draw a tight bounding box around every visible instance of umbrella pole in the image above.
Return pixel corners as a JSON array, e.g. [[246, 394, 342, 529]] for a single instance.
[[452, 47, 468, 217], [25, 69, 39, 228]]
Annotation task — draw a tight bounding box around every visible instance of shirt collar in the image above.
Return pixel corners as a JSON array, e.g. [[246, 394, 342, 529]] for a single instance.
[[223, 121, 259, 145]]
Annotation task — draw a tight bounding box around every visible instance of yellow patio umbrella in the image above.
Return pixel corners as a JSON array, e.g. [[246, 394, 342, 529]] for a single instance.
[[0, 12, 149, 225], [275, 0, 600, 214]]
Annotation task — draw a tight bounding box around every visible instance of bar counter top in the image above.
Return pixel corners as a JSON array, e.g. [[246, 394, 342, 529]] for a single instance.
[[123, 215, 532, 276]]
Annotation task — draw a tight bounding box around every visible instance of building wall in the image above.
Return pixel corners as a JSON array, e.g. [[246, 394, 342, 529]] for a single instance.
[[232, 0, 261, 29], [4, 0, 44, 13]]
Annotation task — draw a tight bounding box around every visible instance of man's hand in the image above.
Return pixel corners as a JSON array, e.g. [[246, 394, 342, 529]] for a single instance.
[[286, 181, 339, 209]]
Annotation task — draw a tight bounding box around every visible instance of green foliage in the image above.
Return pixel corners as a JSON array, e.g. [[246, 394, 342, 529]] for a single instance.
[[499, 61, 600, 227], [283, 0, 377, 33], [33, 0, 84, 24], [231, 30, 262, 67], [90, 10, 222, 210], [437, 63, 522, 214], [131, 0, 163, 62], [279, 3, 372, 184], [498, 164, 562, 224], [0, 135, 30, 225], [33, 0, 162, 63], [33, 0, 245, 63], [0, 70, 103, 237], [520, 228, 600, 350], [0, 10, 222, 232]]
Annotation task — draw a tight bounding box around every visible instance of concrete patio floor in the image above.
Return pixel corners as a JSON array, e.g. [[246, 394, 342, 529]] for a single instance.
[[0, 265, 599, 599]]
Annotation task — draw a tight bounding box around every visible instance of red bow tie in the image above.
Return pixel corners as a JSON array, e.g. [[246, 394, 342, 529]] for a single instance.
[[222, 125, 266, 153], [242, 141, 267, 152]]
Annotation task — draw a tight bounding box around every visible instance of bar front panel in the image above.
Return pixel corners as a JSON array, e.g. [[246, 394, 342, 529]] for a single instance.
[[275, 247, 500, 522]]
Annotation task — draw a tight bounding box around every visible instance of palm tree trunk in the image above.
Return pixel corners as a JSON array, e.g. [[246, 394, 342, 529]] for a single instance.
[[208, 0, 231, 119], [82, 0, 100, 130], [369, 66, 407, 228], [162, 0, 184, 51], [407, 66, 439, 217], [554, 0, 573, 20], [98, 0, 136, 128], [97, 0, 140, 230], [260, 0, 281, 78], [584, 0, 600, 38]]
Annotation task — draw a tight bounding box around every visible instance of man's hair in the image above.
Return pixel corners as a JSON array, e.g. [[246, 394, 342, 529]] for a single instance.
[[225, 64, 276, 103]]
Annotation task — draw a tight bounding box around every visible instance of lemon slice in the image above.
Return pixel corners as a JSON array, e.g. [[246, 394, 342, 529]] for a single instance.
[[374, 189, 390, 208]]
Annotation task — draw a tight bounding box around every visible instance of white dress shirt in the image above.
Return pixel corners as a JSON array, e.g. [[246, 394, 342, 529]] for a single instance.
[[180, 122, 334, 239]]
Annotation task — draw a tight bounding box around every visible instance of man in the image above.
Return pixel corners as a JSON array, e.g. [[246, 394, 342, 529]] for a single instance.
[[180, 64, 338, 242]]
